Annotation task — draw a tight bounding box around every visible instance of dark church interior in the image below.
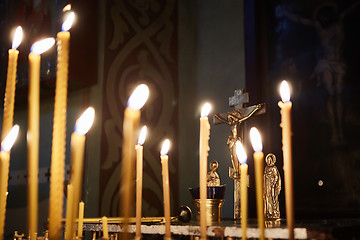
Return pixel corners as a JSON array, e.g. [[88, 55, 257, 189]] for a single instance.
[[0, 0, 360, 239]]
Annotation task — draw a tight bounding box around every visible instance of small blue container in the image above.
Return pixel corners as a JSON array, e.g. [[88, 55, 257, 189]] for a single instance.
[[189, 185, 226, 199]]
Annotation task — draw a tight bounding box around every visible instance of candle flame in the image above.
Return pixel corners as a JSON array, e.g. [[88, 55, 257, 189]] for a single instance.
[[1, 125, 19, 152], [201, 103, 211, 117], [63, 4, 72, 12], [235, 140, 247, 164], [280, 80, 290, 102], [160, 139, 170, 155], [31, 38, 55, 55], [62, 12, 75, 31], [75, 107, 95, 135], [137, 126, 147, 146], [12, 26, 23, 50], [250, 127, 263, 152], [127, 84, 149, 110]]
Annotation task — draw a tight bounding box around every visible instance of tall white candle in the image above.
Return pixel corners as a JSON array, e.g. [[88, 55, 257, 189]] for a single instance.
[[120, 84, 149, 240], [49, 13, 74, 240], [28, 38, 55, 240], [65, 107, 95, 238], [135, 126, 147, 240], [235, 141, 247, 240], [64, 184, 74, 240], [77, 201, 85, 238], [160, 139, 171, 240], [2, 26, 22, 140], [0, 125, 19, 240], [102, 216, 109, 239], [250, 127, 265, 240], [279, 80, 294, 240], [199, 103, 211, 240]]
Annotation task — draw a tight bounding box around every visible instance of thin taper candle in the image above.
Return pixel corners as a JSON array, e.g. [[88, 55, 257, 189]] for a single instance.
[[28, 38, 54, 240], [120, 84, 149, 240], [199, 103, 211, 240], [77, 201, 84, 238], [250, 127, 265, 240], [68, 107, 94, 238], [0, 125, 19, 240], [279, 80, 294, 240], [160, 139, 171, 240], [64, 184, 74, 240], [236, 141, 247, 240], [28, 51, 40, 240], [49, 13, 74, 240], [135, 126, 146, 240], [68, 131, 85, 238], [2, 26, 22, 140], [240, 164, 248, 240], [102, 216, 109, 239], [0, 152, 9, 240]]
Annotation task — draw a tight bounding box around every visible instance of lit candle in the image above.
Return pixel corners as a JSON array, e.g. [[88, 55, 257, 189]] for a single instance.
[[66, 107, 95, 238], [279, 80, 294, 240], [199, 103, 211, 240], [28, 38, 55, 240], [2, 26, 22, 140], [235, 141, 247, 240], [0, 125, 19, 240], [77, 201, 84, 238], [120, 84, 149, 240], [160, 139, 171, 240], [64, 184, 74, 240], [135, 126, 147, 240], [63, 4, 72, 12], [250, 127, 265, 240], [102, 216, 109, 239], [49, 12, 75, 240]]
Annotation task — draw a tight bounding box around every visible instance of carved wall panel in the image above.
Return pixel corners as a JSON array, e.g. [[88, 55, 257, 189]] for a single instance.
[[100, 0, 178, 217]]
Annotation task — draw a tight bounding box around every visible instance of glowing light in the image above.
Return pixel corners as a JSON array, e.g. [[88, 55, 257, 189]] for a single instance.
[[1, 125, 19, 152], [137, 126, 147, 146], [12, 26, 23, 50], [250, 127, 263, 152], [318, 180, 324, 187], [236, 141, 247, 164], [280, 80, 290, 103], [75, 107, 95, 135], [160, 139, 170, 156], [127, 84, 149, 110], [62, 12, 75, 31], [63, 4, 72, 12], [201, 103, 211, 117], [31, 38, 55, 55]]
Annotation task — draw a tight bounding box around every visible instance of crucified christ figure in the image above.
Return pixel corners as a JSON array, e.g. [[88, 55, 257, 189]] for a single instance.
[[282, 1, 360, 144], [214, 104, 263, 172]]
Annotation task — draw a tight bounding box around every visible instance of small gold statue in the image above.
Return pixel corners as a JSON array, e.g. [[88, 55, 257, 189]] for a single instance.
[[14, 231, 24, 240], [263, 153, 281, 219], [207, 160, 220, 186]]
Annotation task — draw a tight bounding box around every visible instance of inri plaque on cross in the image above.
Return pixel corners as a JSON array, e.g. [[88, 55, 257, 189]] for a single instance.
[[214, 89, 265, 220]]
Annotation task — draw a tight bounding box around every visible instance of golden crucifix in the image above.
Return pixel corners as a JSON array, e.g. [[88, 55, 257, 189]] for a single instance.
[[214, 89, 265, 219]]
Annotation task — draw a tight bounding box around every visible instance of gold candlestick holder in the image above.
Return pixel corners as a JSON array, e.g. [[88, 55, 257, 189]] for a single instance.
[[192, 198, 224, 222]]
